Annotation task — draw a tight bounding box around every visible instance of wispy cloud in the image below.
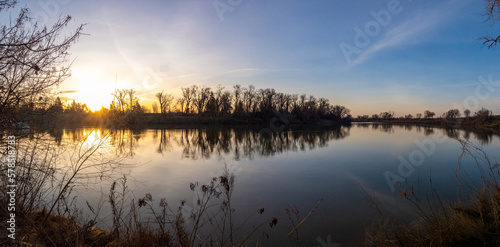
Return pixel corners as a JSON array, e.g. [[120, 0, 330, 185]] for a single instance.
[[217, 68, 306, 78], [224, 68, 261, 74], [352, 0, 467, 66]]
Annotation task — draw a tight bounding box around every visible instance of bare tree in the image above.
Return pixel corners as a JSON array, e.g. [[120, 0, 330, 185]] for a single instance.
[[181, 86, 196, 113], [0, 0, 84, 128], [424, 110, 435, 119], [193, 86, 210, 114], [331, 105, 351, 119], [164, 94, 174, 113], [152, 102, 159, 113], [176, 98, 185, 113], [243, 85, 256, 113], [464, 109, 471, 118], [445, 109, 461, 119], [380, 111, 395, 119], [112, 89, 127, 114], [156, 91, 166, 114], [480, 0, 500, 47], [233, 84, 242, 110], [214, 85, 224, 114], [220, 91, 232, 115], [126, 89, 138, 113], [298, 94, 307, 112], [155, 91, 174, 114], [475, 107, 492, 124]]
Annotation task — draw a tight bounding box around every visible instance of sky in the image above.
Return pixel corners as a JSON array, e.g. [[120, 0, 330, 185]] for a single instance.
[[12, 0, 500, 116]]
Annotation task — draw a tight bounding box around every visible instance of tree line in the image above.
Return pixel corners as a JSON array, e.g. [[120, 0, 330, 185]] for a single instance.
[[147, 84, 351, 121], [32, 84, 351, 126], [355, 108, 496, 127], [48, 84, 351, 125]]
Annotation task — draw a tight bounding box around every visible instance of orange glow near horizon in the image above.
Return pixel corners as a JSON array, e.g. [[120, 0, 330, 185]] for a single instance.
[[63, 68, 136, 111]]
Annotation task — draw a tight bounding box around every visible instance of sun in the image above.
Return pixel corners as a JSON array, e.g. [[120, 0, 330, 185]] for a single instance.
[[73, 83, 113, 111], [66, 68, 118, 111]]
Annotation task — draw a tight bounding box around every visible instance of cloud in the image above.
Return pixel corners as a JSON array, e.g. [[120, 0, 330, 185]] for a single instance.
[[224, 68, 261, 74], [352, 0, 467, 66]]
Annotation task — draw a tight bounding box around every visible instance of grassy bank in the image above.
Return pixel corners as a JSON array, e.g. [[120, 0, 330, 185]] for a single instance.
[[367, 140, 500, 246], [1, 166, 278, 247]]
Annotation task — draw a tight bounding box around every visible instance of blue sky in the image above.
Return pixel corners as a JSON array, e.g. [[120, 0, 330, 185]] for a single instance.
[[16, 0, 500, 115]]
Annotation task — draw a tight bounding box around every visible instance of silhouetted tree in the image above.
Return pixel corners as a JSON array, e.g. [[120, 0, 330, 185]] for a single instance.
[[220, 91, 232, 115], [475, 107, 492, 124], [445, 109, 461, 119], [464, 109, 471, 118], [181, 86, 195, 113], [112, 89, 127, 114], [380, 111, 395, 119], [331, 105, 350, 120], [233, 84, 242, 110], [47, 97, 64, 114], [152, 102, 159, 113], [126, 89, 139, 113], [243, 85, 256, 113], [424, 110, 435, 119], [193, 86, 211, 114], [205, 92, 218, 116], [156, 90, 173, 114], [65, 100, 89, 114], [0, 0, 83, 128]]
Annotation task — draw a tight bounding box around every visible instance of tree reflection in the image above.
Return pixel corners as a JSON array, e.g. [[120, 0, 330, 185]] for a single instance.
[[108, 129, 143, 157], [153, 129, 175, 155], [82, 126, 351, 160], [57, 124, 498, 161]]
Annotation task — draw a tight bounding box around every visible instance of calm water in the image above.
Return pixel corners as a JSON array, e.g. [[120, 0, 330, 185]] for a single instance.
[[50, 124, 500, 246]]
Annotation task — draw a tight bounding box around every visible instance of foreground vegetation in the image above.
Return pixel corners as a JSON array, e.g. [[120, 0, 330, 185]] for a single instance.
[[367, 140, 500, 246], [0, 129, 280, 246]]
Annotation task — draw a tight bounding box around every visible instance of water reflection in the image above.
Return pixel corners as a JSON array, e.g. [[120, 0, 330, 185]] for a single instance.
[[357, 123, 498, 145], [50, 124, 499, 161], [41, 123, 500, 246], [154, 126, 351, 160], [53, 126, 351, 160]]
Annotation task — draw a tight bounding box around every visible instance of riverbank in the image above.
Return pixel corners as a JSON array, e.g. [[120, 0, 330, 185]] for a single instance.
[[367, 140, 500, 246], [37, 111, 351, 129], [353, 116, 500, 134]]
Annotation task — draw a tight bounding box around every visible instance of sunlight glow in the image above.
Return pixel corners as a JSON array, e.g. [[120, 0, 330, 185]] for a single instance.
[[81, 129, 111, 151], [67, 69, 117, 111]]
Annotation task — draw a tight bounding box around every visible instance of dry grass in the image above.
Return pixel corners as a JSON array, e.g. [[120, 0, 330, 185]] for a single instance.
[[367, 140, 500, 246], [1, 130, 276, 247]]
